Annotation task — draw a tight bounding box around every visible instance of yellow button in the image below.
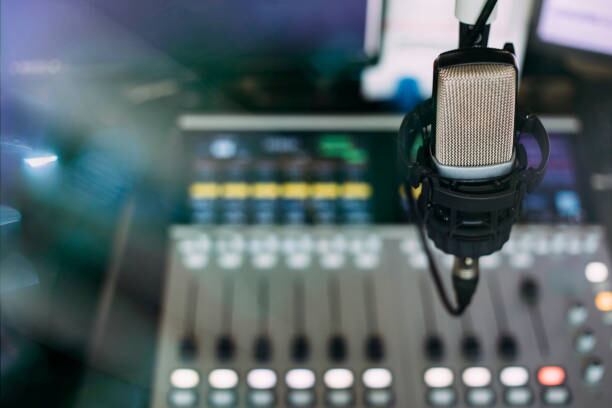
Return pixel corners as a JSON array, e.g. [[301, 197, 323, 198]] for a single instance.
[[282, 182, 310, 199], [312, 183, 339, 199], [253, 183, 280, 199], [223, 182, 250, 199], [342, 182, 372, 199], [595, 291, 612, 312], [190, 182, 219, 199]]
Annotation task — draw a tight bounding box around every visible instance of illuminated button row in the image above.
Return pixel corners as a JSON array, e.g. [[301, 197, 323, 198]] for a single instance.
[[502, 230, 601, 256], [424, 366, 574, 407], [189, 182, 372, 200], [424, 366, 571, 389], [181, 252, 383, 271], [178, 234, 382, 255], [169, 367, 393, 406]]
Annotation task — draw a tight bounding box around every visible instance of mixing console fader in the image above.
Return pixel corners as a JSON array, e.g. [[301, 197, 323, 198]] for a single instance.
[[152, 226, 612, 407]]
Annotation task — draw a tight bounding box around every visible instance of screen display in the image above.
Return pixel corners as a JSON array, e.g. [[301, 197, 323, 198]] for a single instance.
[[2, 0, 378, 74], [522, 132, 585, 223], [537, 0, 612, 57], [183, 131, 399, 225]]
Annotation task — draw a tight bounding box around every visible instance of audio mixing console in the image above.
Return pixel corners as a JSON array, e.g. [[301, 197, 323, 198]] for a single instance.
[[151, 225, 611, 407]]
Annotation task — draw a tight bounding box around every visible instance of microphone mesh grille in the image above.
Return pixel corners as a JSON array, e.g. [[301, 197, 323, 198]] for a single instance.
[[435, 63, 516, 167]]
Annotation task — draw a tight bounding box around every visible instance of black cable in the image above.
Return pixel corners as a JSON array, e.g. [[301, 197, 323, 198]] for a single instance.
[[403, 187, 476, 316], [464, 0, 498, 47], [398, 101, 478, 317]]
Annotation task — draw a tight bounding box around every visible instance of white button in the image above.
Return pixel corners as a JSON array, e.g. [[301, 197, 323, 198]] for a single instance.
[[216, 235, 245, 253], [504, 387, 533, 406], [218, 253, 242, 270], [533, 239, 550, 255], [285, 369, 316, 389], [462, 367, 492, 388], [364, 235, 382, 252], [365, 389, 394, 407], [355, 253, 380, 270], [466, 388, 495, 406], [542, 386, 570, 405], [326, 389, 353, 406], [248, 389, 275, 407], [287, 253, 311, 269], [400, 238, 419, 254], [183, 253, 208, 269], [208, 389, 237, 407], [575, 330, 596, 353], [247, 369, 277, 390], [317, 237, 346, 254], [287, 390, 315, 406], [324, 368, 354, 389], [567, 238, 581, 255], [321, 253, 345, 269], [283, 236, 313, 253], [208, 369, 239, 389], [499, 366, 529, 387], [585, 262, 609, 284], [424, 367, 454, 388], [349, 237, 365, 254], [168, 389, 198, 407], [567, 304, 588, 326], [170, 368, 200, 389], [410, 253, 428, 269], [253, 253, 277, 269], [583, 233, 600, 254], [480, 254, 501, 269], [178, 238, 211, 254], [249, 235, 279, 253], [427, 388, 456, 406], [550, 235, 566, 254], [583, 360, 605, 385], [330, 235, 347, 252], [510, 253, 534, 269], [362, 368, 393, 389]]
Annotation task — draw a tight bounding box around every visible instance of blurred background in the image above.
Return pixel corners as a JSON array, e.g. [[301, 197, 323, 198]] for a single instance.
[[1, 0, 611, 407]]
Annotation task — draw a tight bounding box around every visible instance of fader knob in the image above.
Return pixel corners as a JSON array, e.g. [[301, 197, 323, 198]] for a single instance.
[[365, 334, 385, 362], [424, 335, 445, 361], [328, 334, 348, 362], [461, 335, 481, 361], [179, 336, 198, 361], [254, 335, 273, 362], [519, 277, 539, 306], [497, 334, 518, 360], [216, 335, 235, 362], [291, 334, 310, 362]]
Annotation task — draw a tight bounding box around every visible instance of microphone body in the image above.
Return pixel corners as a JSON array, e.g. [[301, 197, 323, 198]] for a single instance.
[[419, 47, 524, 259], [399, 1, 548, 315]]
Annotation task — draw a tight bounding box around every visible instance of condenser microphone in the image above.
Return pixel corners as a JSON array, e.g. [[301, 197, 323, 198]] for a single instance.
[[433, 51, 516, 180], [425, 47, 522, 260], [399, 0, 550, 315]]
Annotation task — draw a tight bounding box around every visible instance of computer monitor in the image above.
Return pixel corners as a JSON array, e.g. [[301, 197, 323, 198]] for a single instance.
[[535, 0, 612, 59]]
